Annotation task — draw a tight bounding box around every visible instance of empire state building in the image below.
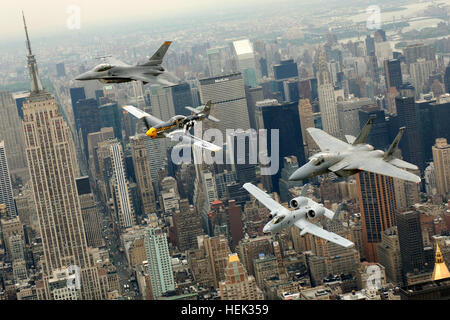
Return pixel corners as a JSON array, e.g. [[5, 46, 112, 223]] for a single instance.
[[20, 13, 107, 299]]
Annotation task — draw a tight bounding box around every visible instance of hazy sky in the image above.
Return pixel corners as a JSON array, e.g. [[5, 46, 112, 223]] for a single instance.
[[1, 0, 276, 42]]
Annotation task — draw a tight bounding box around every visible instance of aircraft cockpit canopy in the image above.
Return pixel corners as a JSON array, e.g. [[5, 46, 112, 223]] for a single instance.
[[94, 64, 113, 72], [310, 156, 325, 166], [272, 215, 286, 225]]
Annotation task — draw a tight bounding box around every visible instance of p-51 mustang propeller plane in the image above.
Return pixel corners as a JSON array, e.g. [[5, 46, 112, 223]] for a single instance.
[[122, 101, 222, 152], [243, 183, 354, 248]]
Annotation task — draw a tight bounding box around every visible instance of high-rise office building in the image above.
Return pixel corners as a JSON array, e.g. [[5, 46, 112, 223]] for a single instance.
[[56, 62, 66, 77], [21, 13, 105, 299], [298, 99, 317, 156], [403, 43, 436, 66], [395, 95, 425, 171], [432, 138, 450, 197], [317, 47, 340, 138], [255, 99, 305, 193], [207, 47, 224, 77], [432, 244, 450, 281], [245, 86, 264, 129], [0, 141, 17, 217], [169, 82, 194, 116], [356, 172, 397, 262], [172, 199, 204, 251], [384, 59, 403, 91], [99, 102, 122, 141], [409, 58, 435, 94], [109, 142, 135, 229], [376, 226, 403, 285], [130, 136, 157, 215], [76, 177, 104, 248], [198, 73, 250, 133], [444, 64, 450, 93], [144, 227, 175, 298], [219, 253, 264, 300], [396, 210, 426, 283], [273, 59, 299, 80], [233, 39, 259, 86], [198, 234, 231, 288], [74, 98, 101, 161], [0, 91, 28, 181], [69, 87, 86, 116]]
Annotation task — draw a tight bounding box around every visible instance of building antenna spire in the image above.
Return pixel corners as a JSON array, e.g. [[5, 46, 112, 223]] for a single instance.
[[22, 11, 44, 94]]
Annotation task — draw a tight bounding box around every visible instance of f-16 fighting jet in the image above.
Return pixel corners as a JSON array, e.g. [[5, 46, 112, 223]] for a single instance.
[[289, 115, 421, 184], [75, 41, 176, 86], [122, 101, 222, 152], [243, 183, 354, 248]]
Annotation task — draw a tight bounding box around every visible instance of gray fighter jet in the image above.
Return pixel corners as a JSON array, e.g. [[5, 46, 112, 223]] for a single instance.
[[289, 116, 421, 183], [75, 41, 176, 86], [243, 183, 354, 248]]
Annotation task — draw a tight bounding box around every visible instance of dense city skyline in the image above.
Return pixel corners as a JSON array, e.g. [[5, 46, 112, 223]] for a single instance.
[[0, 0, 450, 303]]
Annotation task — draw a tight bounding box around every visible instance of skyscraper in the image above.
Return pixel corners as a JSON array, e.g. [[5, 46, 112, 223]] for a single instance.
[[109, 142, 136, 229], [317, 47, 340, 138], [76, 176, 104, 248], [0, 91, 28, 181], [21, 13, 105, 299], [198, 73, 250, 133], [0, 141, 17, 217], [384, 59, 403, 91], [432, 138, 450, 197], [356, 172, 397, 262], [130, 136, 157, 215], [99, 102, 122, 141], [74, 98, 101, 162], [395, 95, 425, 171], [172, 199, 204, 251], [233, 39, 259, 87], [255, 99, 305, 193], [396, 210, 426, 284], [219, 253, 264, 300], [144, 227, 175, 298], [273, 59, 299, 80]]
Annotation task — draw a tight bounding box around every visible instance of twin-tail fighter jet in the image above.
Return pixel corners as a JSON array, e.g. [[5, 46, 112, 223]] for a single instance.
[[76, 41, 177, 86], [122, 101, 222, 152], [289, 116, 421, 184], [243, 183, 354, 248]]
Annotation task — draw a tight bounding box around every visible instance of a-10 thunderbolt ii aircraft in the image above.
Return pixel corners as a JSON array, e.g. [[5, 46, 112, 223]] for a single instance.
[[289, 115, 421, 184], [122, 101, 222, 152], [75, 41, 176, 86], [243, 183, 354, 248]]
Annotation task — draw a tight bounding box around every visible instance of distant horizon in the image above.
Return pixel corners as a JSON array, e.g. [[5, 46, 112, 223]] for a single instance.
[[0, 0, 302, 45]]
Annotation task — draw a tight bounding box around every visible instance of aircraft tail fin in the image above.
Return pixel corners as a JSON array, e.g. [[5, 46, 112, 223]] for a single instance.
[[202, 101, 220, 122], [384, 127, 405, 160], [142, 41, 172, 66], [353, 114, 376, 145]]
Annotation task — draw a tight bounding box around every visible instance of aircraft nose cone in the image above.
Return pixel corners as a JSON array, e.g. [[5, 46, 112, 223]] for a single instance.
[[289, 167, 306, 181], [263, 224, 270, 233], [75, 72, 90, 81]]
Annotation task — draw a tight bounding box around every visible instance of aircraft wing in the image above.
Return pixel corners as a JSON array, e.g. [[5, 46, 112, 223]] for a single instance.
[[346, 158, 421, 183], [307, 128, 350, 152], [165, 130, 222, 152], [243, 183, 286, 213], [295, 219, 354, 248], [129, 73, 175, 86], [122, 105, 164, 127]]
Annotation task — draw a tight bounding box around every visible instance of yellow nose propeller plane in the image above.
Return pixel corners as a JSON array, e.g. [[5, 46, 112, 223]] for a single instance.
[[122, 101, 222, 152]]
